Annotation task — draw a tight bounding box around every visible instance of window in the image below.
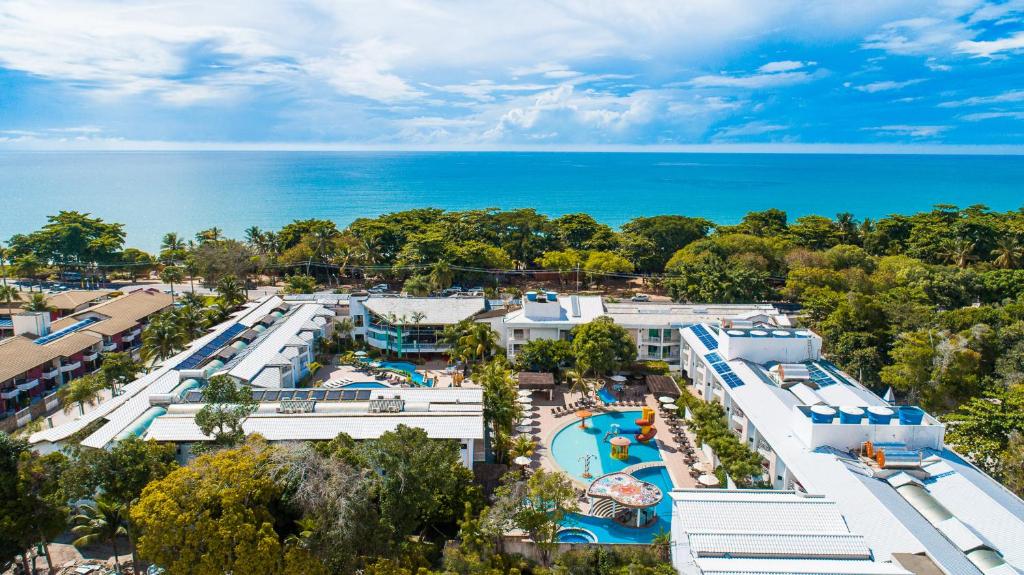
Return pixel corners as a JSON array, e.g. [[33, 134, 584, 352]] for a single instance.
[[648, 328, 660, 340], [647, 345, 660, 357], [353, 315, 364, 327], [663, 329, 674, 339], [513, 329, 528, 340]]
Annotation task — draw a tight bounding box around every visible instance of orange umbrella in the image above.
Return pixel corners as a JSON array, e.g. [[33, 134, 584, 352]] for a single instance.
[[576, 409, 593, 428]]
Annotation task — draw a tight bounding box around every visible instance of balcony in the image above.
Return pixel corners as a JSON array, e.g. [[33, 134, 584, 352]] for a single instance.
[[122, 333, 136, 343], [130, 327, 142, 336], [103, 342, 117, 352], [41, 368, 59, 379], [82, 351, 99, 362], [60, 361, 81, 373], [14, 379, 39, 392]]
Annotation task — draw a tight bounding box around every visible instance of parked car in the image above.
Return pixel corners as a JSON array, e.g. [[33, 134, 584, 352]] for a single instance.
[[368, 283, 390, 293], [630, 293, 651, 302]]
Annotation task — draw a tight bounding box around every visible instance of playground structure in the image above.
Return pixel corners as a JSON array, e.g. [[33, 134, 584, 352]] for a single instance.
[[610, 435, 631, 461], [634, 407, 657, 443]]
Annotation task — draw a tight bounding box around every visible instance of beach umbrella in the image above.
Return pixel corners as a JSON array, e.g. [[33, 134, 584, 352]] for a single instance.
[[514, 455, 531, 466], [519, 418, 534, 427], [662, 403, 678, 412], [354, 351, 367, 357], [518, 397, 533, 405], [659, 396, 677, 404], [610, 375, 628, 382], [517, 389, 532, 397], [516, 426, 534, 434], [697, 474, 720, 487], [576, 409, 593, 428], [694, 460, 714, 474]]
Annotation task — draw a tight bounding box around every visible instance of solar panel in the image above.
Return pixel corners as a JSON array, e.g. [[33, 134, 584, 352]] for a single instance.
[[309, 390, 326, 400], [325, 390, 341, 400], [355, 390, 372, 401], [705, 352, 724, 365], [722, 373, 745, 388], [251, 390, 265, 401], [341, 390, 356, 401], [807, 364, 837, 387], [176, 324, 246, 369], [819, 362, 853, 385], [34, 317, 98, 345], [263, 390, 280, 401], [292, 390, 310, 400], [690, 324, 719, 350], [702, 348, 745, 389], [279, 390, 294, 400]]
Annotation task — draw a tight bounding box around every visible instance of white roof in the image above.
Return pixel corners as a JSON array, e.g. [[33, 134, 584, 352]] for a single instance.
[[686, 532, 872, 560], [225, 304, 325, 382], [673, 490, 852, 534], [145, 413, 484, 441], [238, 296, 286, 327], [692, 558, 911, 575], [363, 296, 486, 325], [503, 295, 604, 325], [604, 302, 780, 328]]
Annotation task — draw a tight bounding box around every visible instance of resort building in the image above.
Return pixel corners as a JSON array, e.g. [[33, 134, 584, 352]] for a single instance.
[[349, 294, 489, 356], [29, 294, 484, 469], [0, 289, 115, 337], [671, 489, 913, 575], [501, 291, 605, 358], [677, 321, 1024, 574], [0, 289, 172, 428]]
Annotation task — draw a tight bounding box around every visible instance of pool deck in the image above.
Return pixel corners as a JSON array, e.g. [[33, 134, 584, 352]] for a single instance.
[[523, 385, 703, 498]]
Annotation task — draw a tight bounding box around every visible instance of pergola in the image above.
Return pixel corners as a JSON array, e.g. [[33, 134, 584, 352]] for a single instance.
[[586, 472, 664, 528], [646, 374, 680, 399], [517, 371, 556, 400]]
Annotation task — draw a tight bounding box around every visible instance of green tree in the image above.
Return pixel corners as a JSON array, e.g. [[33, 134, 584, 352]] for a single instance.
[[140, 312, 186, 366], [583, 250, 634, 285], [173, 303, 210, 340], [428, 260, 455, 291], [71, 498, 129, 573], [0, 433, 67, 574], [131, 440, 324, 575], [458, 322, 499, 364], [620, 215, 711, 272], [494, 469, 578, 565], [23, 292, 51, 312], [194, 375, 259, 447], [58, 373, 105, 416], [216, 274, 247, 308], [475, 361, 520, 463], [284, 274, 317, 294], [513, 338, 574, 375], [943, 384, 1024, 478], [402, 275, 432, 296], [99, 352, 142, 396], [571, 316, 637, 377], [537, 249, 585, 287], [159, 265, 184, 300], [991, 235, 1023, 269]]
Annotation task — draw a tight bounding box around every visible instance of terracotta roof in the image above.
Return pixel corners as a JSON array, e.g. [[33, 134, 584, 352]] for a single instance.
[[0, 332, 101, 383], [518, 371, 555, 389], [45, 290, 113, 311], [54, 289, 172, 335]]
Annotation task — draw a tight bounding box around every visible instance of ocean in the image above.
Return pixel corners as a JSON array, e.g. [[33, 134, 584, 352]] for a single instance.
[[2, 151, 1023, 252]]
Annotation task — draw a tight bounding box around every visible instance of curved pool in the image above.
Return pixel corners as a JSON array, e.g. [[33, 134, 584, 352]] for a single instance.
[[549, 410, 674, 544], [371, 361, 431, 386], [556, 528, 597, 544], [550, 410, 662, 483]]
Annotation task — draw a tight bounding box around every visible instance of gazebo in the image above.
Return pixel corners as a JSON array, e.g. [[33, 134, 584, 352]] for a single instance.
[[646, 374, 680, 399], [586, 472, 663, 528], [518, 371, 556, 400]]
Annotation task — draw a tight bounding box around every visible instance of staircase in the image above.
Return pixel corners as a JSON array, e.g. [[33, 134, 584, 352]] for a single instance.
[[590, 498, 616, 518]]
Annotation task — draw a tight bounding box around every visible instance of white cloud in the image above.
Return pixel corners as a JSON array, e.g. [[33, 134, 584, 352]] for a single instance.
[[712, 121, 789, 140], [862, 16, 973, 55], [925, 57, 952, 71], [687, 68, 824, 89], [960, 111, 1024, 121], [956, 31, 1024, 57], [938, 89, 1024, 107], [425, 80, 554, 102], [849, 78, 925, 93], [757, 60, 812, 73], [863, 124, 950, 137]]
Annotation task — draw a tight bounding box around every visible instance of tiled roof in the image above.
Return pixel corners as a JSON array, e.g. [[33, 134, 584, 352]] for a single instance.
[[45, 290, 113, 310], [0, 331, 101, 382], [364, 296, 487, 325]]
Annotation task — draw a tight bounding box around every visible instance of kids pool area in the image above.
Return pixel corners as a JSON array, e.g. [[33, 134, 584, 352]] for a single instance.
[[550, 410, 675, 544]]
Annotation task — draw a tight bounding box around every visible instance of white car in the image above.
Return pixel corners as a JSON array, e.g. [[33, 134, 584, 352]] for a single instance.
[[630, 294, 650, 302]]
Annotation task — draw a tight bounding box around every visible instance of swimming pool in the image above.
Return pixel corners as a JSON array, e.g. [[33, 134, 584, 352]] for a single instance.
[[370, 361, 431, 386], [550, 411, 662, 482], [549, 410, 674, 544]]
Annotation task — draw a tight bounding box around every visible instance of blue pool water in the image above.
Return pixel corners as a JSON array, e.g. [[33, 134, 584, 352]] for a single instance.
[[549, 411, 674, 544], [551, 411, 662, 482], [597, 387, 618, 404], [556, 528, 597, 544], [372, 361, 431, 386]]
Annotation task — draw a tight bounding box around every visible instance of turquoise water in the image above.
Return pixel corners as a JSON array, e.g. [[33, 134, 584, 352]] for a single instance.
[[551, 410, 662, 482], [549, 411, 674, 544], [338, 382, 389, 389], [372, 360, 430, 386], [597, 388, 618, 404], [3, 152, 1024, 251]]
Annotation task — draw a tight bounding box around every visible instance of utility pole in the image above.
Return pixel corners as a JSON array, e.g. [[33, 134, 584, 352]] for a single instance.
[[575, 263, 580, 293]]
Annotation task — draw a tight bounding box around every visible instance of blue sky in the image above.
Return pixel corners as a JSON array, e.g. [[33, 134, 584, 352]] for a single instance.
[[2, 0, 1024, 150]]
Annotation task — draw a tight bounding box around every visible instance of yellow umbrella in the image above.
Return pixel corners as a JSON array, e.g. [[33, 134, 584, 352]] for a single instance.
[[576, 409, 593, 428]]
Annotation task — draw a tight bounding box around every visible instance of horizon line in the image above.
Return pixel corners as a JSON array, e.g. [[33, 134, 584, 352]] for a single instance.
[[4, 140, 1024, 155]]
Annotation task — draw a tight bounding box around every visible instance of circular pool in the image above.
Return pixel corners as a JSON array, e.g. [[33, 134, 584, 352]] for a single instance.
[[557, 528, 597, 543], [550, 410, 662, 482]]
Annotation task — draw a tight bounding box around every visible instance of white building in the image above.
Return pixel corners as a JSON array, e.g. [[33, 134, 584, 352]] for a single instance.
[[501, 291, 605, 358], [349, 294, 489, 356], [677, 321, 1024, 575]]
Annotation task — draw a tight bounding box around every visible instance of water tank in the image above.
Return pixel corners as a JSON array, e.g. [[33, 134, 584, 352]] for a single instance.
[[810, 405, 837, 423], [525, 291, 538, 301], [898, 406, 925, 425], [545, 291, 558, 301], [867, 406, 895, 424], [839, 406, 865, 424]]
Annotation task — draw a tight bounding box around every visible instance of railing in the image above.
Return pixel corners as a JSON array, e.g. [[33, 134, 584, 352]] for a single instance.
[[41, 368, 59, 379], [103, 342, 117, 351], [16, 407, 31, 427], [82, 351, 99, 362], [60, 361, 81, 372], [122, 333, 136, 342]]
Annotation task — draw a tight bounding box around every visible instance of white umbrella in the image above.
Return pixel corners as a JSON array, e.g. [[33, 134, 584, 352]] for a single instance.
[[662, 403, 678, 412], [518, 396, 533, 404], [519, 418, 534, 427], [659, 396, 677, 404], [354, 351, 368, 357], [610, 375, 628, 382], [518, 389, 533, 397], [697, 474, 720, 487], [694, 460, 715, 474], [514, 455, 531, 466], [516, 426, 534, 434]]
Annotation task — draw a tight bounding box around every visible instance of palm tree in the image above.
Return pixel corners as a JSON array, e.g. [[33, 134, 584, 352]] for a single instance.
[[71, 498, 129, 574], [650, 529, 671, 562], [216, 274, 246, 308], [335, 317, 353, 345], [429, 260, 455, 292], [58, 373, 105, 416], [0, 245, 10, 289], [195, 227, 222, 244], [385, 312, 408, 357], [566, 368, 593, 402], [244, 226, 264, 248], [941, 238, 976, 268], [410, 311, 426, 359], [510, 435, 535, 459], [160, 232, 185, 256], [140, 313, 186, 366], [159, 266, 184, 301], [24, 292, 51, 312], [183, 256, 199, 294], [476, 361, 520, 463], [459, 322, 498, 364], [14, 253, 42, 292], [204, 301, 234, 325], [992, 236, 1023, 269], [174, 304, 209, 340], [0, 284, 19, 312], [284, 518, 317, 550]]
